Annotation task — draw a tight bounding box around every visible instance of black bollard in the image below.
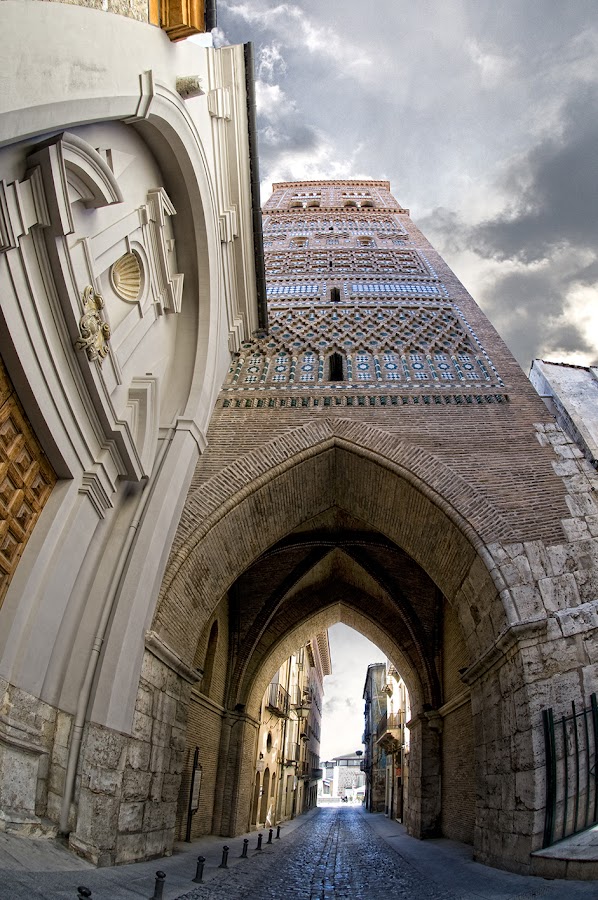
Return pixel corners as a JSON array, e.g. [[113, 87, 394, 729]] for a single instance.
[[77, 890, 92, 899], [240, 838, 249, 858], [275, 825, 281, 839], [149, 870, 166, 900], [193, 856, 205, 884], [219, 845, 229, 868], [267, 828, 273, 844], [256, 832, 263, 851]]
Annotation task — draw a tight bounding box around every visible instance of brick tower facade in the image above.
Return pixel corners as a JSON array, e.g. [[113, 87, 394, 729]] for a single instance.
[[229, 180, 506, 407], [156, 181, 598, 876]]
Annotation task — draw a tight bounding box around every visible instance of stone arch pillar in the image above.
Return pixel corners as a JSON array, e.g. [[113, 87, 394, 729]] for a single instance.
[[405, 711, 443, 838], [212, 711, 260, 837]]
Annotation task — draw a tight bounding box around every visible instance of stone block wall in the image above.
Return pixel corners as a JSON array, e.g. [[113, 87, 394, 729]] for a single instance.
[[37, 0, 150, 22], [70, 647, 191, 865], [0, 678, 58, 834]]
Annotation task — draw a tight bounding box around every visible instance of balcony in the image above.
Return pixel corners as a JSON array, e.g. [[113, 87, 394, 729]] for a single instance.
[[267, 682, 290, 718], [285, 741, 301, 766], [312, 768, 323, 780], [298, 760, 309, 778], [376, 711, 403, 753]]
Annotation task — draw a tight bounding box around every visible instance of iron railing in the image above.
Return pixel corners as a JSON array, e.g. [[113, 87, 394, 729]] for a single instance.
[[376, 711, 402, 742], [542, 694, 598, 848]]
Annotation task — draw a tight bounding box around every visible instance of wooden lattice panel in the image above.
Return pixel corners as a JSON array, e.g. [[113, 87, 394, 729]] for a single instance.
[[0, 358, 56, 608]]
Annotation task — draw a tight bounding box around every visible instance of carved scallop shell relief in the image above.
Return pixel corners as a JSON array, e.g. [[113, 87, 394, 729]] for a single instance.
[[110, 251, 142, 303]]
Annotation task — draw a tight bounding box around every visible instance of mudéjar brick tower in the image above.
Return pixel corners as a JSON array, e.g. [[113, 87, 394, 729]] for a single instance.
[[161, 180, 598, 876]]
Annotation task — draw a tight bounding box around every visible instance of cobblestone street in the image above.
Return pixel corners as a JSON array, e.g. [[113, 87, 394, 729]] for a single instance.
[[180, 807, 456, 900]]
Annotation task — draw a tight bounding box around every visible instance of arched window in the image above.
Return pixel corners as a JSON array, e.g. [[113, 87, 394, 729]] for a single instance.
[[329, 352, 344, 382]]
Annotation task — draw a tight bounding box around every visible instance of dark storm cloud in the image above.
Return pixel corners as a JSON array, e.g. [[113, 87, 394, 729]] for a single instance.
[[471, 88, 598, 263], [260, 120, 319, 157], [420, 84, 598, 368], [481, 268, 594, 365], [220, 1, 598, 370]]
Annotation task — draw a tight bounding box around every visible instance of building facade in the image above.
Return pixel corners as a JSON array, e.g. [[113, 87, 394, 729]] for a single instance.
[[321, 754, 366, 801], [159, 179, 598, 875], [1, 42, 598, 874], [0, 1, 263, 866], [363, 661, 409, 819], [530, 360, 598, 469]]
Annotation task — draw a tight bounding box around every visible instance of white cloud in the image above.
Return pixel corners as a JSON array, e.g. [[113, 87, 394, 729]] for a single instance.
[[221, 1, 381, 83], [320, 624, 383, 761], [257, 43, 287, 81], [255, 80, 291, 119], [465, 38, 513, 86]]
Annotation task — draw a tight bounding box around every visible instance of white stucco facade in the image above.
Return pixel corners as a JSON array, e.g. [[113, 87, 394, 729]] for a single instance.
[[0, 2, 260, 863]]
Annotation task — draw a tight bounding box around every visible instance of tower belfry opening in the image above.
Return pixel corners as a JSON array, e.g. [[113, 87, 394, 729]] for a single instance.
[[329, 352, 344, 381]]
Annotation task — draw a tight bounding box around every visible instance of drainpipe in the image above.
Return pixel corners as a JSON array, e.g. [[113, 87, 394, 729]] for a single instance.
[[59, 431, 174, 834], [276, 659, 292, 822], [243, 42, 268, 332], [204, 0, 217, 31]]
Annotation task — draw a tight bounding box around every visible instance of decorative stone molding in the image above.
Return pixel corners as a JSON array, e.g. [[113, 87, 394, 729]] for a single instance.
[[460, 618, 548, 686], [176, 75, 204, 100], [145, 630, 202, 684], [0, 168, 50, 253], [142, 189, 184, 315], [27, 132, 122, 237], [110, 252, 143, 303], [438, 688, 471, 718], [207, 88, 232, 121], [78, 468, 114, 519], [75, 286, 112, 364]]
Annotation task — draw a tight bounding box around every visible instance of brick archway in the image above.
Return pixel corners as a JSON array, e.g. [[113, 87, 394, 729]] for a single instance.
[[157, 418, 530, 859], [156, 418, 512, 672]]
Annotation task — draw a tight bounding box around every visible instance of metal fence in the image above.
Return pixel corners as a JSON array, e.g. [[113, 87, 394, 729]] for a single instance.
[[542, 693, 598, 848]]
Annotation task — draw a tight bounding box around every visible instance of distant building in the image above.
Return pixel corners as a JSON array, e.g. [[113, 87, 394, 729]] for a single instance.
[[363, 662, 410, 819], [249, 633, 330, 829], [320, 753, 365, 800]]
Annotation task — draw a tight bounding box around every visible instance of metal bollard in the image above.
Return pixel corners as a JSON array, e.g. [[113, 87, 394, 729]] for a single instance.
[[77, 890, 92, 899], [149, 870, 166, 900], [276, 825, 281, 839], [193, 856, 205, 884], [267, 828, 273, 844], [240, 838, 249, 858], [256, 832, 263, 851], [219, 845, 229, 868]]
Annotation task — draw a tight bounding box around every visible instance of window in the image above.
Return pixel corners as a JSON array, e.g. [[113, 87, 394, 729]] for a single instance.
[[329, 352, 344, 381]]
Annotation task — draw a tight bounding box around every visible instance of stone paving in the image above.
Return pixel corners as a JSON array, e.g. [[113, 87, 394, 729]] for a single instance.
[[178, 808, 496, 900], [2, 806, 598, 899], [180, 807, 455, 900]]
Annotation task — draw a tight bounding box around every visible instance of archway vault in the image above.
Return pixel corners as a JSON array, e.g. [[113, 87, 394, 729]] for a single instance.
[[155, 418, 511, 677], [242, 599, 425, 721]]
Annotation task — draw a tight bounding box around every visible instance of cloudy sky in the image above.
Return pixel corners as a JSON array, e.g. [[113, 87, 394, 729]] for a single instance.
[[217, 0, 598, 371], [214, 2, 598, 760]]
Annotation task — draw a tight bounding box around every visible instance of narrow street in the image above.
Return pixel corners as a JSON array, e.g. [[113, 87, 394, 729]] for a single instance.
[[180, 807, 457, 900]]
